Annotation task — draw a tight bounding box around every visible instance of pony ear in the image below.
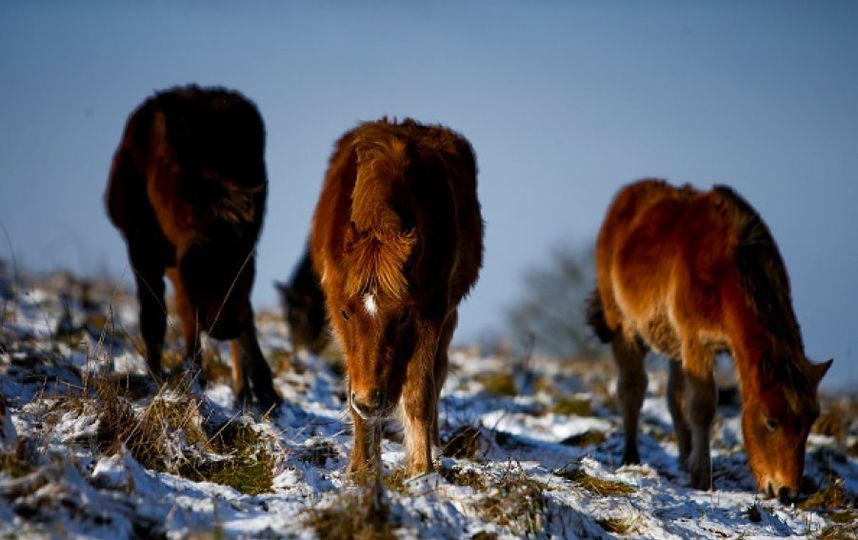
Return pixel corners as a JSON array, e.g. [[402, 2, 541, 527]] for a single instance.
[[812, 358, 833, 385], [344, 221, 360, 252]]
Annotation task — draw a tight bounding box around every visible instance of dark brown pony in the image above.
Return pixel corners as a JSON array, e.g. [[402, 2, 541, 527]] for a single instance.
[[276, 245, 329, 354], [310, 118, 483, 477], [105, 85, 280, 410], [588, 179, 831, 502]]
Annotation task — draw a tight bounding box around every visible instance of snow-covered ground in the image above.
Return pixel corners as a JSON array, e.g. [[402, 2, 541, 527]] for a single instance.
[[0, 270, 856, 539]]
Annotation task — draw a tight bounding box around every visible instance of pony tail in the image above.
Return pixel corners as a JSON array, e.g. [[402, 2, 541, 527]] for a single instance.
[[586, 289, 615, 344]]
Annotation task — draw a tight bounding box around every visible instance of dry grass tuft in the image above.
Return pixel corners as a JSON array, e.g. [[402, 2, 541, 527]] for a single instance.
[[555, 466, 636, 496], [800, 476, 849, 511], [478, 464, 547, 536], [306, 489, 397, 540], [560, 430, 606, 448], [442, 425, 490, 460], [438, 464, 487, 492], [66, 369, 274, 495], [297, 438, 339, 467], [817, 516, 858, 540], [0, 439, 37, 479], [745, 502, 763, 523], [597, 517, 632, 535]]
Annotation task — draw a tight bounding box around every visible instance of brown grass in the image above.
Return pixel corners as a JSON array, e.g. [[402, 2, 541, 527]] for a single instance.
[[478, 464, 547, 536], [597, 517, 632, 535], [800, 476, 849, 511], [560, 430, 606, 448], [442, 425, 489, 460], [438, 464, 487, 492], [0, 440, 37, 479], [306, 489, 396, 540], [297, 438, 340, 467], [66, 370, 274, 495], [555, 466, 636, 496]]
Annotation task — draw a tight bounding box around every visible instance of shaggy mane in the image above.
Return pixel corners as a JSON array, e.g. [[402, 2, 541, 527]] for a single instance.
[[344, 228, 416, 300], [714, 185, 815, 411], [344, 123, 416, 299]]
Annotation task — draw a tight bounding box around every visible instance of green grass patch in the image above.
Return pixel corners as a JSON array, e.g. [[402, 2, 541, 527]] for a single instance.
[[556, 466, 635, 496], [475, 372, 517, 397], [184, 420, 274, 495], [551, 396, 592, 416]]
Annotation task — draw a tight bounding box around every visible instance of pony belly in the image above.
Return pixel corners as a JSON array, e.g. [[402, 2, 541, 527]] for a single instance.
[[638, 310, 682, 359]]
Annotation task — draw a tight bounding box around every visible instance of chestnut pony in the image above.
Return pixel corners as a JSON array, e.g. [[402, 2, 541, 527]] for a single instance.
[[106, 86, 280, 410], [588, 179, 830, 502], [310, 118, 483, 477], [276, 245, 329, 355]]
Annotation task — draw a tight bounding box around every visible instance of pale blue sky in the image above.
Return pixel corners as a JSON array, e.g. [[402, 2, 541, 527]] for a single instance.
[[1, 1, 856, 390]]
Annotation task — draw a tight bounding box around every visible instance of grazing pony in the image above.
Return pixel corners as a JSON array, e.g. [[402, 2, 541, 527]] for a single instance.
[[276, 245, 329, 354], [310, 118, 483, 477], [588, 179, 831, 502], [105, 85, 281, 410]]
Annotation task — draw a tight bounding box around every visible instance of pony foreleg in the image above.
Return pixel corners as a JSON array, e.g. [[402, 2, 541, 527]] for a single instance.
[[402, 324, 439, 477], [348, 413, 381, 479], [612, 332, 647, 465], [667, 359, 692, 469], [684, 364, 716, 490]]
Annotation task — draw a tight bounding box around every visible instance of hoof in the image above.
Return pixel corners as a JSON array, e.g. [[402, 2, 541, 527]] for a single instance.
[[689, 471, 713, 490], [621, 450, 641, 466]]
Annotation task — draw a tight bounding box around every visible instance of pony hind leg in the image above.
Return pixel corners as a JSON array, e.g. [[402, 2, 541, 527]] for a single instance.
[[612, 331, 648, 465], [682, 340, 717, 490], [129, 246, 167, 383], [667, 359, 692, 469], [431, 311, 457, 447], [236, 315, 281, 412], [229, 340, 250, 407]]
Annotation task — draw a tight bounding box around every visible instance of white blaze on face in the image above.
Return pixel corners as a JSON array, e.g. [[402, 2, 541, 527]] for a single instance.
[[363, 293, 378, 317]]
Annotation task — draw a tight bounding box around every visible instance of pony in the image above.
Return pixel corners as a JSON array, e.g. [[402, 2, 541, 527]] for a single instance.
[[276, 245, 329, 355], [587, 179, 831, 502], [105, 85, 281, 410], [310, 118, 483, 478]]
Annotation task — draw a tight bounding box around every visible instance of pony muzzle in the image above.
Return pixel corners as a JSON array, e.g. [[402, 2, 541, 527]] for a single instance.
[[349, 389, 391, 420], [765, 480, 799, 504]]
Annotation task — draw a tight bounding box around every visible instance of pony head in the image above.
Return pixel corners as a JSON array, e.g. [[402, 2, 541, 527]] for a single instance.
[[331, 222, 417, 422], [742, 351, 831, 502]]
